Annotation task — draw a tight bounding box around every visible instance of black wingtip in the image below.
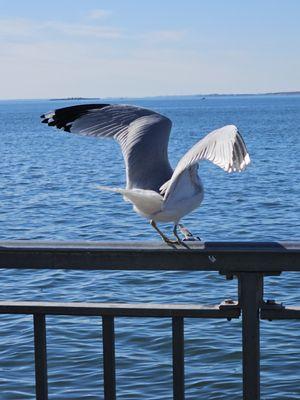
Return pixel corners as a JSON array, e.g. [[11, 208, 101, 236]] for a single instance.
[[40, 103, 110, 130]]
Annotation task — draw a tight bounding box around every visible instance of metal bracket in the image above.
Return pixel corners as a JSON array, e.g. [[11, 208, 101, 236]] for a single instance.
[[219, 271, 236, 280], [261, 299, 285, 321], [219, 299, 240, 320], [262, 299, 285, 310]]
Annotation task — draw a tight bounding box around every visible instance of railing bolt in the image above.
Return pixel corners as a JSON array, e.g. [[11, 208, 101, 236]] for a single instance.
[[208, 255, 217, 263]]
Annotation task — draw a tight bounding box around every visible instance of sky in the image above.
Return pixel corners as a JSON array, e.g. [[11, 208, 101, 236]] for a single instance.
[[0, 0, 299, 99]]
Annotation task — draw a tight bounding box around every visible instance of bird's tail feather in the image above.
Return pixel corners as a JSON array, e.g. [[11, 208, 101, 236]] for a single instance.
[[96, 185, 126, 194], [96, 185, 163, 215], [96, 185, 131, 202]]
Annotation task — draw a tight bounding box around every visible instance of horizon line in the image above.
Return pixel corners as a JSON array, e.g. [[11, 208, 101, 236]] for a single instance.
[[1, 90, 300, 102]]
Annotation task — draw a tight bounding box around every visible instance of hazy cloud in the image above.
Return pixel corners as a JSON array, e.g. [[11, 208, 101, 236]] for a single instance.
[[44, 21, 122, 39], [0, 17, 122, 41], [144, 30, 187, 43], [88, 9, 112, 20], [0, 18, 37, 38]]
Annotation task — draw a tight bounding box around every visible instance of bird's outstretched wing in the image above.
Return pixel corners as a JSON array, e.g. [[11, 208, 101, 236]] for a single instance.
[[41, 104, 173, 191], [162, 124, 250, 200]]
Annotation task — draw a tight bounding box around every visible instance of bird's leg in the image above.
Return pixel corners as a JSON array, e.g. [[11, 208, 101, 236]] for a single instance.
[[150, 220, 178, 245], [173, 224, 185, 245]]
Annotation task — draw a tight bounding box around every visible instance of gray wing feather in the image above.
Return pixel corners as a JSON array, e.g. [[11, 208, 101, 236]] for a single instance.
[[42, 104, 173, 191], [163, 125, 250, 200]]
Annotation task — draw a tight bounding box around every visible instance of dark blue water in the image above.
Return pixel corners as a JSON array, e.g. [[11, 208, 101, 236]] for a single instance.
[[0, 96, 299, 399]]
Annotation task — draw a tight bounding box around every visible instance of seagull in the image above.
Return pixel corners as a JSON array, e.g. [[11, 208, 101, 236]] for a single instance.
[[41, 104, 250, 245]]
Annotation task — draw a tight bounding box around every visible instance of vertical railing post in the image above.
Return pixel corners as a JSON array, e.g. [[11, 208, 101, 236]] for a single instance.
[[102, 316, 116, 400], [172, 316, 184, 400], [33, 313, 48, 400], [239, 273, 263, 400]]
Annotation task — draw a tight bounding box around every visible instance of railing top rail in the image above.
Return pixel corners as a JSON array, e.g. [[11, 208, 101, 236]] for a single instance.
[[0, 240, 299, 272], [0, 300, 240, 318]]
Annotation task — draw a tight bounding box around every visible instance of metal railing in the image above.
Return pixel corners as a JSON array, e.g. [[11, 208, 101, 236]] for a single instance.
[[0, 240, 299, 400]]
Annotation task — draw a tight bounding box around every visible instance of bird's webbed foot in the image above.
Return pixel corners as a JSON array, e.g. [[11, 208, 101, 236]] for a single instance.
[[150, 220, 196, 247], [178, 224, 201, 241]]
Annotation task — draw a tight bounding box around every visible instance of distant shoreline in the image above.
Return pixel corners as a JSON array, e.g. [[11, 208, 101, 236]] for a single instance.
[[50, 97, 102, 101], [1, 91, 299, 102], [49, 91, 300, 101]]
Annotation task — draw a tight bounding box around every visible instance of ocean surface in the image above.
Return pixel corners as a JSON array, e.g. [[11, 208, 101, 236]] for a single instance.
[[0, 95, 299, 399]]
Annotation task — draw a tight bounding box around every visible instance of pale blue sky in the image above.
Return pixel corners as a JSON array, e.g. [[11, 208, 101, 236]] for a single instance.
[[0, 0, 299, 99]]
